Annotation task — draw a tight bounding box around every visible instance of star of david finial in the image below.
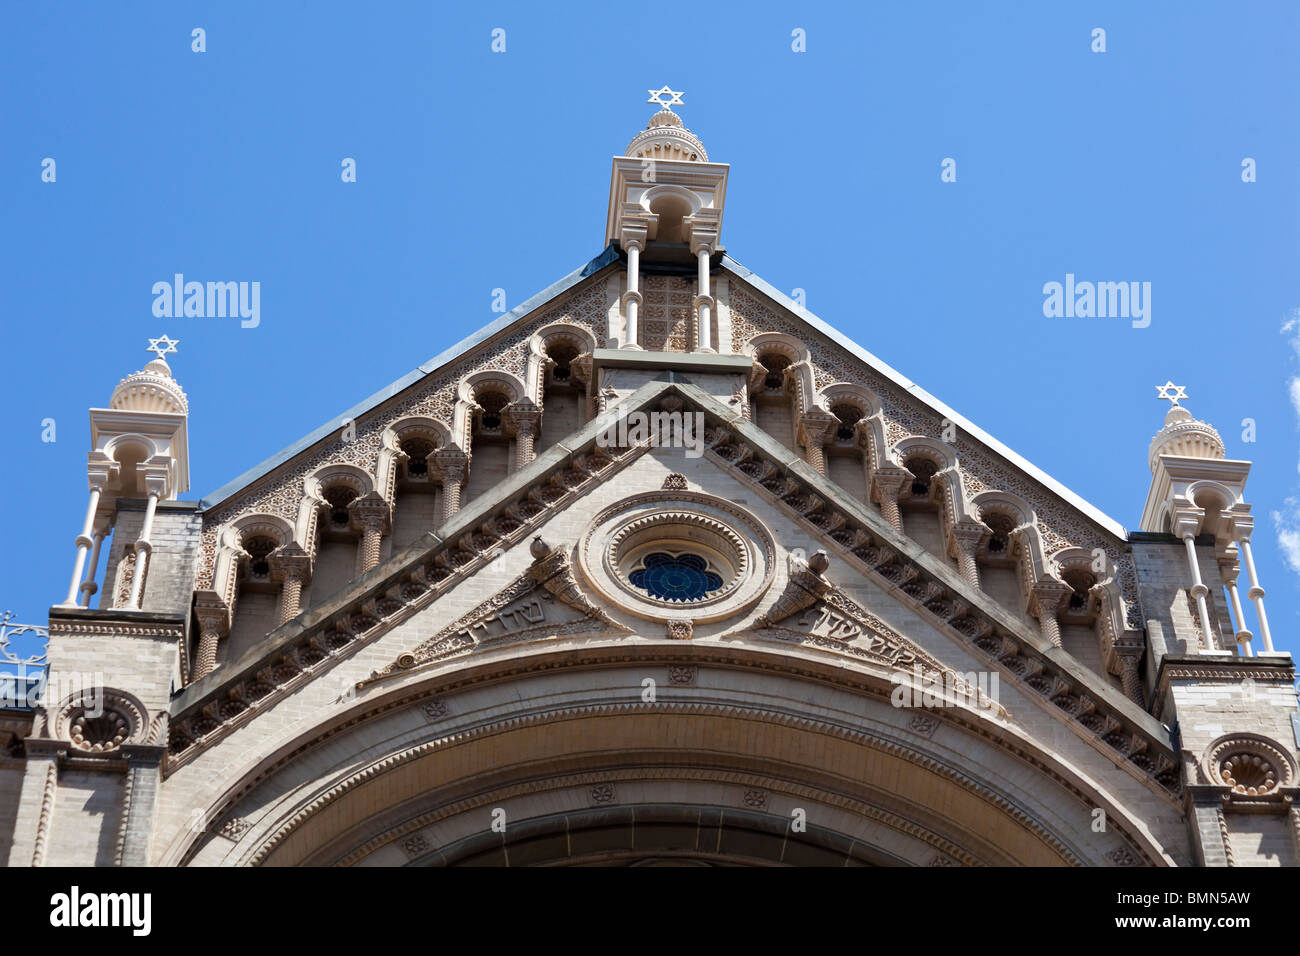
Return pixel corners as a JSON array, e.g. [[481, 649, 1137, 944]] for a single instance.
[[146, 334, 180, 361], [647, 86, 685, 110], [1155, 380, 1188, 407]]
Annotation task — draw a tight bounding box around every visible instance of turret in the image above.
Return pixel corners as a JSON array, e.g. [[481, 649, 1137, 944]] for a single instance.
[[61, 337, 190, 610], [606, 88, 729, 352]]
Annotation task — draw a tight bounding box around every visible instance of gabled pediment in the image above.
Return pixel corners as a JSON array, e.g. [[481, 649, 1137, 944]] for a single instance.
[[168, 377, 1178, 802]]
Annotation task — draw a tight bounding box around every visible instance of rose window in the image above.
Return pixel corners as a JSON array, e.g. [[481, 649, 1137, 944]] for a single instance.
[[629, 553, 723, 603], [579, 492, 777, 623]]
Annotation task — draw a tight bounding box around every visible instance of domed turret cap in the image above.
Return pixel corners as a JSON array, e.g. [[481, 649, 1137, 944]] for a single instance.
[[1148, 404, 1224, 473], [626, 89, 708, 163], [111, 337, 188, 414]]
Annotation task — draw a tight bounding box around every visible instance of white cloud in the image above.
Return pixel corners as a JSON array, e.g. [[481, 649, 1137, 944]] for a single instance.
[[1272, 499, 1300, 576], [1277, 314, 1300, 582]]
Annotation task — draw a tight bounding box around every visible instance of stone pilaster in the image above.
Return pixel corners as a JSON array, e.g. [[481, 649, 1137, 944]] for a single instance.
[[117, 745, 165, 866]]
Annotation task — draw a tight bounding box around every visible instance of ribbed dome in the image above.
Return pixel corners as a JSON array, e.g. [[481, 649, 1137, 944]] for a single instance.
[[625, 109, 708, 163], [1148, 405, 1224, 472], [111, 358, 188, 415]]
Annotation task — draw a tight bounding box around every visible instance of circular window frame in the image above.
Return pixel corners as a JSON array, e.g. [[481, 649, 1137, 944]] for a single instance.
[[580, 491, 776, 623]]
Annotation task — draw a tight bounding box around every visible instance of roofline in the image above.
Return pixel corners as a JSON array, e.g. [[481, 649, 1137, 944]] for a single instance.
[[720, 255, 1131, 541], [195, 242, 1129, 542], [197, 244, 621, 510]]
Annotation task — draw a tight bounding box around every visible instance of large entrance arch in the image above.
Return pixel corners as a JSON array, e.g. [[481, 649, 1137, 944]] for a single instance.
[[164, 645, 1172, 867]]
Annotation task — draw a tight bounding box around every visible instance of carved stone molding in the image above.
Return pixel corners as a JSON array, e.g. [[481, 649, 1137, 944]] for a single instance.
[[365, 543, 625, 684], [1202, 734, 1296, 798]]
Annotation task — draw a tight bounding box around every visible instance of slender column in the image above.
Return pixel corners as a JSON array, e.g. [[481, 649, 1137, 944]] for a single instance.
[[279, 572, 303, 625], [349, 492, 390, 575], [78, 517, 110, 608], [798, 410, 836, 476], [1115, 648, 1146, 707], [62, 485, 103, 606], [127, 489, 161, 610], [434, 448, 469, 525], [1180, 530, 1216, 650], [502, 399, 542, 471], [694, 245, 714, 352], [951, 521, 985, 589], [623, 241, 643, 350], [1218, 556, 1253, 657], [1031, 584, 1070, 648], [1238, 538, 1274, 653], [193, 600, 228, 680], [270, 545, 311, 626], [873, 471, 908, 533]]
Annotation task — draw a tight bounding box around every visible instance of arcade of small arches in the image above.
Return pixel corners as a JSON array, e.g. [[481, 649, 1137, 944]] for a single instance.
[[176, 325, 1144, 700]]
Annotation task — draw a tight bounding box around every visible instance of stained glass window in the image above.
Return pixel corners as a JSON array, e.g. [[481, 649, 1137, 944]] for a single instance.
[[629, 553, 723, 602]]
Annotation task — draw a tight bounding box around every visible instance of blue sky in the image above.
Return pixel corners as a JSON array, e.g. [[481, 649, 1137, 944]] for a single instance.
[[3, 2, 1298, 664]]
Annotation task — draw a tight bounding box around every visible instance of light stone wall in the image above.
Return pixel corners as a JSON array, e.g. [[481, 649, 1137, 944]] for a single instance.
[[147, 446, 1194, 867], [0, 763, 24, 863], [224, 590, 278, 665], [754, 398, 796, 453], [539, 387, 585, 453], [1225, 814, 1295, 866], [463, 440, 511, 504], [900, 507, 957, 572], [308, 538, 357, 610], [979, 564, 1033, 630], [826, 449, 867, 502], [390, 489, 439, 553], [48, 769, 122, 866]]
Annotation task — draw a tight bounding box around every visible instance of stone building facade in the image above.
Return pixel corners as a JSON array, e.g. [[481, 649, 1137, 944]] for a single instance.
[[2, 100, 1296, 866]]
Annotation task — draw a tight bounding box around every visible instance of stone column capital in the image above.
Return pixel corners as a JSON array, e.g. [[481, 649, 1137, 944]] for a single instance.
[[268, 543, 312, 584], [1229, 515, 1255, 543], [501, 399, 542, 438], [1171, 506, 1205, 540], [1030, 581, 1072, 616], [348, 491, 391, 534], [569, 353, 594, 387], [797, 408, 838, 444], [951, 519, 988, 549], [193, 591, 230, 636], [433, 446, 469, 483], [872, 467, 911, 499]]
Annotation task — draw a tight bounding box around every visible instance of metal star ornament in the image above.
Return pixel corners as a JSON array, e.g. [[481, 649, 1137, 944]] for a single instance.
[[1155, 380, 1188, 407], [147, 335, 180, 361], [647, 86, 685, 110]]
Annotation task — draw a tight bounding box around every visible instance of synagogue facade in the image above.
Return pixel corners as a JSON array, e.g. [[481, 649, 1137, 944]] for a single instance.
[[1, 96, 1295, 867]]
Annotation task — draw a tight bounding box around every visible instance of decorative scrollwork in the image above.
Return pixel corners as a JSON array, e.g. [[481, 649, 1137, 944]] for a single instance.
[[0, 610, 48, 666]]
